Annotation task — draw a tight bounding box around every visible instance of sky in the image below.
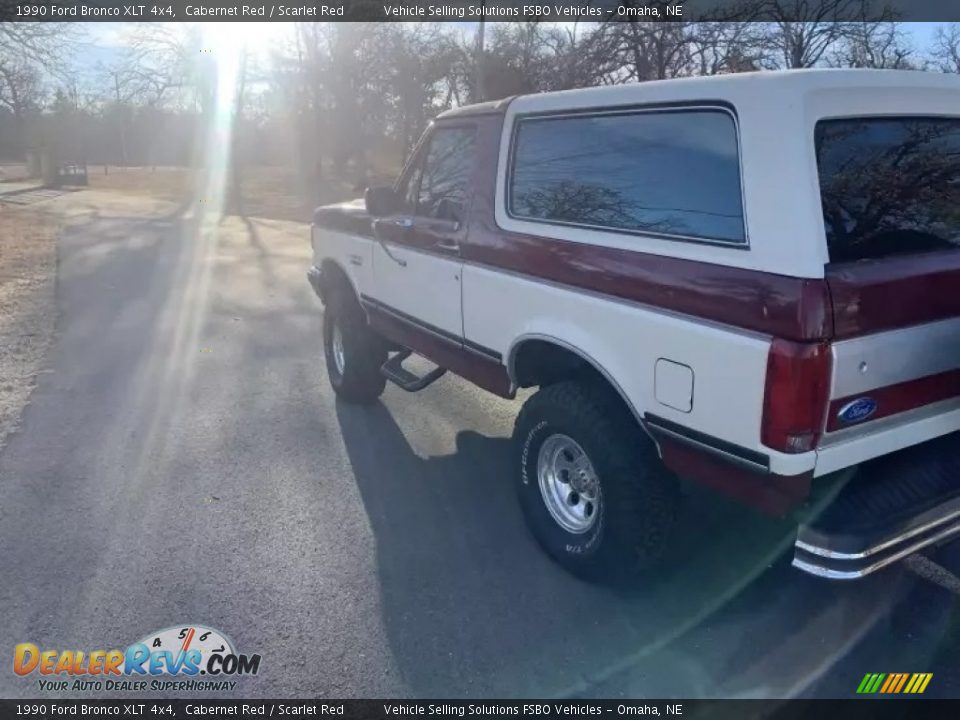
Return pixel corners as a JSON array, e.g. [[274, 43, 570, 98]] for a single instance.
[[74, 21, 951, 75]]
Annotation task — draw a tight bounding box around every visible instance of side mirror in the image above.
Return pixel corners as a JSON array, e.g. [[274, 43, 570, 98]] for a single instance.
[[365, 186, 399, 217]]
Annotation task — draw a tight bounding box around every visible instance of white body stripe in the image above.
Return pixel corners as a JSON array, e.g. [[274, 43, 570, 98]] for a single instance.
[[369, 243, 464, 337], [830, 317, 960, 400]]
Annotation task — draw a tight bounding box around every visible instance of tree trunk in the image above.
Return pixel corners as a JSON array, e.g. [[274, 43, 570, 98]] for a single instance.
[[229, 51, 248, 217], [475, 14, 486, 102]]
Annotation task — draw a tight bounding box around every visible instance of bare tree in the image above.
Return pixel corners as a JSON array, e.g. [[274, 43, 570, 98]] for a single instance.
[[0, 21, 82, 157], [4, 10, 953, 196], [276, 23, 395, 185], [541, 23, 621, 89], [123, 23, 194, 108], [930, 24, 960, 74], [828, 20, 914, 68], [97, 54, 141, 167], [688, 22, 770, 74], [603, 6, 694, 82], [477, 23, 557, 97], [91, 25, 193, 166], [0, 22, 79, 72], [283, 22, 330, 182], [384, 24, 458, 160], [0, 59, 42, 119], [763, 0, 891, 68], [475, 13, 486, 102], [229, 49, 249, 217]]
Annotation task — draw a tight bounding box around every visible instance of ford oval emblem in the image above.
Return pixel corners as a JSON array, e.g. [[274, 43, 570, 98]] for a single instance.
[[837, 397, 878, 424]]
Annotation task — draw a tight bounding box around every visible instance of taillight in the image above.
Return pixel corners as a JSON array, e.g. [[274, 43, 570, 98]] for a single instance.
[[761, 339, 832, 453]]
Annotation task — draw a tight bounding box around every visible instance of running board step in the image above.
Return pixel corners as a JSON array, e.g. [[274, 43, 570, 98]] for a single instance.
[[381, 350, 446, 392]]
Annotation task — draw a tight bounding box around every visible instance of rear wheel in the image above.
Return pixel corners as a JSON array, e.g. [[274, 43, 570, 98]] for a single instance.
[[514, 379, 680, 583], [322, 295, 386, 405]]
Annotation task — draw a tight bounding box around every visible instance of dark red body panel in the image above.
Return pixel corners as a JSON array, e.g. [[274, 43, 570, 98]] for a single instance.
[[365, 302, 513, 398], [654, 433, 813, 516], [826, 251, 960, 339]]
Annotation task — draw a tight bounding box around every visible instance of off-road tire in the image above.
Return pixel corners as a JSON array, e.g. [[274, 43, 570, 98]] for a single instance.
[[323, 293, 387, 405], [514, 379, 680, 583]]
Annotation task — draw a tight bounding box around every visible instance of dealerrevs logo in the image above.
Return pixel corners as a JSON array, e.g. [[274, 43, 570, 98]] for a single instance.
[[14, 624, 261, 692]]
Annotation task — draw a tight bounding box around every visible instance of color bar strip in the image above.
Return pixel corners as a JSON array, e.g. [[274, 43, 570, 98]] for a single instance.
[[856, 673, 874, 694], [904, 674, 920, 693], [879, 674, 896, 694], [868, 673, 886, 694]]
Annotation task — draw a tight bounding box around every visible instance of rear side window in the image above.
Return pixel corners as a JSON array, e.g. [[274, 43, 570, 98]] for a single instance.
[[508, 109, 746, 244], [816, 117, 960, 263]]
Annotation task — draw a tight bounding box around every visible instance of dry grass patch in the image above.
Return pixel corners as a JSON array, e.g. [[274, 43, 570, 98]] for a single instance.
[[0, 163, 31, 182], [86, 165, 369, 223], [0, 206, 58, 449], [87, 165, 192, 203]]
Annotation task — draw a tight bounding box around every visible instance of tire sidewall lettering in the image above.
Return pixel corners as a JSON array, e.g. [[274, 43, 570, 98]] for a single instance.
[[520, 418, 604, 559], [521, 420, 549, 487]]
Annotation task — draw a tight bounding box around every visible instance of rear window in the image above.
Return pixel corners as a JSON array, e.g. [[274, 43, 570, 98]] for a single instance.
[[815, 117, 960, 263], [508, 109, 746, 244]]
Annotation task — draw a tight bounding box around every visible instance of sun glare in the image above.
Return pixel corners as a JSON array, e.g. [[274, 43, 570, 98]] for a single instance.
[[192, 22, 292, 224], [207, 21, 290, 56]]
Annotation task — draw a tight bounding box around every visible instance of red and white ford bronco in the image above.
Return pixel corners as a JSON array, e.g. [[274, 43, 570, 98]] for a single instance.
[[309, 69, 960, 583]]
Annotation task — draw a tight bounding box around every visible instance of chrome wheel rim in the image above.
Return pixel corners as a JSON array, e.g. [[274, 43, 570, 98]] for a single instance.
[[537, 434, 600, 534], [331, 322, 346, 376]]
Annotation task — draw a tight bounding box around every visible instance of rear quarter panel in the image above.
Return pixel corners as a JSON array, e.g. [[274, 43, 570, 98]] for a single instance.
[[462, 263, 815, 477]]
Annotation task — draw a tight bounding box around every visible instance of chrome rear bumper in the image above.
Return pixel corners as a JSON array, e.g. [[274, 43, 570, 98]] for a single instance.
[[793, 432, 960, 580], [793, 495, 960, 579]]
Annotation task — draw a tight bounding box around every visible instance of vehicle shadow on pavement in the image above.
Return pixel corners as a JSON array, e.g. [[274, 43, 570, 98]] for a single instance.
[[332, 398, 812, 697], [335, 398, 557, 696], [0, 211, 211, 658], [333, 396, 960, 698]]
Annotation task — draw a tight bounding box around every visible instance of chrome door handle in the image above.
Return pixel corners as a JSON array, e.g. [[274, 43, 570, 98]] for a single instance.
[[379, 241, 407, 267], [373, 217, 410, 267], [434, 238, 460, 254]]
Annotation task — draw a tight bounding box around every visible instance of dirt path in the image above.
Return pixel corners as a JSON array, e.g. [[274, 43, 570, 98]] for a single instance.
[[0, 205, 58, 450], [0, 190, 180, 451]]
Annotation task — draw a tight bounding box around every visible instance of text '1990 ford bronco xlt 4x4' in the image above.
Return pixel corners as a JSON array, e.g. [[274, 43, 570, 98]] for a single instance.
[[309, 70, 960, 583]]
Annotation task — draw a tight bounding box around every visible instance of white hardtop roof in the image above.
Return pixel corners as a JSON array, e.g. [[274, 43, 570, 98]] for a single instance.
[[506, 68, 959, 114], [489, 68, 959, 280]]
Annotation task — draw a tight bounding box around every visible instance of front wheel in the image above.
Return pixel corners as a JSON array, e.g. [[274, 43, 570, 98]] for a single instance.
[[514, 380, 680, 583], [322, 303, 386, 405]]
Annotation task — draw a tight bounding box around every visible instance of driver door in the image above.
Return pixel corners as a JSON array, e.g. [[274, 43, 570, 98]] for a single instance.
[[370, 124, 476, 340]]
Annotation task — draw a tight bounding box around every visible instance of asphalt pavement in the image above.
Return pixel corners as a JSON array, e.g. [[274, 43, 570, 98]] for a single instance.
[[1, 197, 957, 699]]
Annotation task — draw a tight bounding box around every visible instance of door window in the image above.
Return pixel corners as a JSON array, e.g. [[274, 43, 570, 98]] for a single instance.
[[405, 126, 477, 223]]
